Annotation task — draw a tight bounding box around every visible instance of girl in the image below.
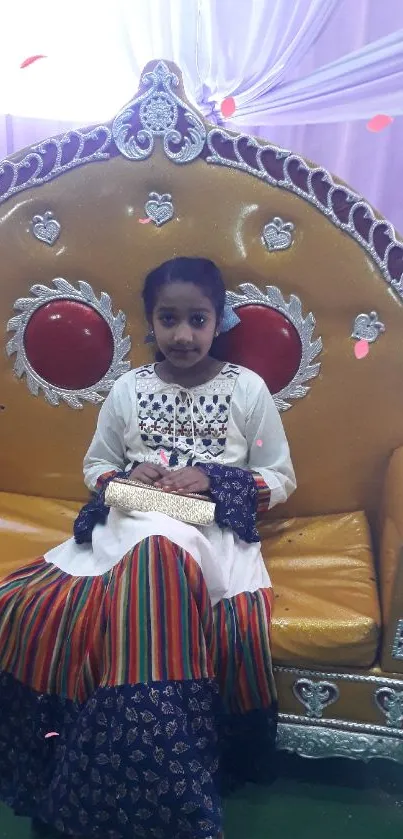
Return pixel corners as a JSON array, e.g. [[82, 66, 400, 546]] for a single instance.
[[0, 257, 296, 839]]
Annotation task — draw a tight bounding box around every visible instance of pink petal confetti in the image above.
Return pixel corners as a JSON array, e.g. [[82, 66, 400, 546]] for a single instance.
[[138, 217, 151, 224], [255, 439, 263, 447], [20, 55, 47, 69], [44, 732, 60, 739], [354, 339, 369, 360], [221, 97, 236, 119], [160, 450, 169, 466], [366, 114, 394, 133]]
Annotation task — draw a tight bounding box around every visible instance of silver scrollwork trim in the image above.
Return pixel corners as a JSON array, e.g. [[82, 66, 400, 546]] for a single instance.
[[277, 721, 403, 763], [112, 61, 206, 164], [0, 127, 112, 205], [279, 712, 403, 738], [292, 678, 340, 719], [6, 279, 131, 409], [225, 283, 322, 411], [274, 665, 403, 688], [206, 128, 403, 300], [392, 618, 403, 660]]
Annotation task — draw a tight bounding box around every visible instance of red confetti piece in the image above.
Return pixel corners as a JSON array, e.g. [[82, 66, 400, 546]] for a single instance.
[[20, 55, 47, 69], [221, 97, 236, 119], [354, 339, 369, 360], [255, 439, 263, 447], [160, 450, 169, 466], [138, 217, 151, 224], [366, 114, 394, 133], [44, 732, 60, 739]]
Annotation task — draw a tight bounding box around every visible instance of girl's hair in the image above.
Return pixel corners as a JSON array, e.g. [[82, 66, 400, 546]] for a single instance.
[[142, 257, 226, 321]]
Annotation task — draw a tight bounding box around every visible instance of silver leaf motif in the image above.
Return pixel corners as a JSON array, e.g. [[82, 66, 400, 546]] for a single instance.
[[145, 192, 174, 227], [32, 210, 61, 246], [293, 679, 339, 719], [262, 216, 294, 252], [112, 61, 206, 164], [375, 688, 403, 728], [6, 279, 131, 409], [351, 311, 385, 343], [225, 282, 322, 411]]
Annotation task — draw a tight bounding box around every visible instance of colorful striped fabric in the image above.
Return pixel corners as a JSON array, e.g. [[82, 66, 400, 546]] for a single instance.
[[0, 537, 274, 713], [253, 473, 272, 514]]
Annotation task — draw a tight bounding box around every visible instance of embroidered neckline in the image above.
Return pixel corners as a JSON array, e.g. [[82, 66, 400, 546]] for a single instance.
[[147, 361, 239, 392]]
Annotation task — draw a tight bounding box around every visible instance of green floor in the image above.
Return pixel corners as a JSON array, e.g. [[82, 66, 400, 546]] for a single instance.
[[1, 754, 403, 838]]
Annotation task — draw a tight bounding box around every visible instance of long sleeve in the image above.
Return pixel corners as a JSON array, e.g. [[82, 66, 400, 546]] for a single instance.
[[245, 377, 296, 511], [83, 380, 129, 491]]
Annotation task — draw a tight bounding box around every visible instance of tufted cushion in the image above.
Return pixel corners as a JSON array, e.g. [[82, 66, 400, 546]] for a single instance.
[[263, 512, 381, 668], [0, 497, 381, 670]]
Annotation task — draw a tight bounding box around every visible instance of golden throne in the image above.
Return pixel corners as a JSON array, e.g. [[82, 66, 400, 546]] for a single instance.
[[1, 60, 403, 763]]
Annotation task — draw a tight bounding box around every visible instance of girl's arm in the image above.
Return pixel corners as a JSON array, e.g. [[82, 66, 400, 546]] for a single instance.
[[196, 379, 296, 542], [83, 383, 128, 491], [245, 380, 296, 513]]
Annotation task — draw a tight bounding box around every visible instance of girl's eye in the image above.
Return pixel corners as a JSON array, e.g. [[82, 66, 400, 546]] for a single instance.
[[159, 315, 176, 327], [190, 314, 207, 327]]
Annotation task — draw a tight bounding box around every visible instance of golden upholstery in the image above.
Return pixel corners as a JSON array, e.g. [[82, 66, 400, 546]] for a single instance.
[[1, 60, 403, 762], [379, 447, 403, 674], [264, 513, 380, 668], [0, 492, 79, 578]]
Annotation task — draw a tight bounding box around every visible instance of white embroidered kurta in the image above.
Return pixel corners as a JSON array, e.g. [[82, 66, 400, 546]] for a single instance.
[[45, 363, 296, 605]]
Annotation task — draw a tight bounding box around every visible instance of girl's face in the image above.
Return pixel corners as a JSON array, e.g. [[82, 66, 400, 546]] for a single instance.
[[151, 280, 218, 369]]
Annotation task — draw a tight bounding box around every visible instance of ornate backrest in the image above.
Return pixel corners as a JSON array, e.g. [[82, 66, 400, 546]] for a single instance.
[[1, 60, 402, 527]]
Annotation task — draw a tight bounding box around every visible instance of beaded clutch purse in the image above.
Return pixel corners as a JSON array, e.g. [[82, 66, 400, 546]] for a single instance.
[[104, 478, 216, 526]]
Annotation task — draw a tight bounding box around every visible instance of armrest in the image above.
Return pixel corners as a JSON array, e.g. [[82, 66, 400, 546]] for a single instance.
[[379, 447, 403, 673]]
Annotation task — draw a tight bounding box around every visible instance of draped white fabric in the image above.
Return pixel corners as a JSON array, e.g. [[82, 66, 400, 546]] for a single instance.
[[0, 0, 402, 229]]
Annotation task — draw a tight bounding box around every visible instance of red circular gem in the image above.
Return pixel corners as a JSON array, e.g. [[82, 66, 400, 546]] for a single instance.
[[214, 304, 302, 394], [24, 300, 114, 390]]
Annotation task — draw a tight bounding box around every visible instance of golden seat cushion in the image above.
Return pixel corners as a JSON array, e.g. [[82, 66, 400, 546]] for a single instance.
[[0, 498, 381, 671], [262, 512, 381, 668], [0, 492, 80, 580]]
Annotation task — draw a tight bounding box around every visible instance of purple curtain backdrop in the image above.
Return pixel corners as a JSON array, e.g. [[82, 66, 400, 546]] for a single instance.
[[1, 0, 402, 230]]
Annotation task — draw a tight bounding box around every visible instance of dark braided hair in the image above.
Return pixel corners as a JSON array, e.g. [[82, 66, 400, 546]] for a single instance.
[[142, 257, 226, 322]]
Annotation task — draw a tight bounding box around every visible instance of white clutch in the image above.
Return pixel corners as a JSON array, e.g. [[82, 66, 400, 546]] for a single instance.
[[104, 478, 216, 526]]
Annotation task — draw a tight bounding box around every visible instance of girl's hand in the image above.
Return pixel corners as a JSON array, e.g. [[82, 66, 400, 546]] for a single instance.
[[129, 463, 168, 485], [155, 467, 210, 495]]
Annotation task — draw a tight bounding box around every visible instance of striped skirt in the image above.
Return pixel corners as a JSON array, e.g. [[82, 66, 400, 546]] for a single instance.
[[0, 535, 276, 839]]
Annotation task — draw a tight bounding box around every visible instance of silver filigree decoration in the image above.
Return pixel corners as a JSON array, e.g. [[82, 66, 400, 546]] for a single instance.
[[225, 283, 322, 411], [375, 687, 403, 728], [6, 279, 131, 410], [32, 210, 61, 246], [0, 127, 111, 205], [293, 679, 339, 719], [277, 722, 403, 763], [262, 217, 294, 252], [392, 619, 403, 660], [112, 61, 206, 163], [145, 192, 174, 226], [352, 311, 385, 343], [206, 128, 403, 299]]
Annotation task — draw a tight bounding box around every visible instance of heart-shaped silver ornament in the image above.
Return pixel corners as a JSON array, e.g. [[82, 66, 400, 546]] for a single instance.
[[145, 192, 174, 227], [32, 211, 61, 246], [293, 678, 339, 718], [375, 687, 403, 728], [262, 216, 294, 252]]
